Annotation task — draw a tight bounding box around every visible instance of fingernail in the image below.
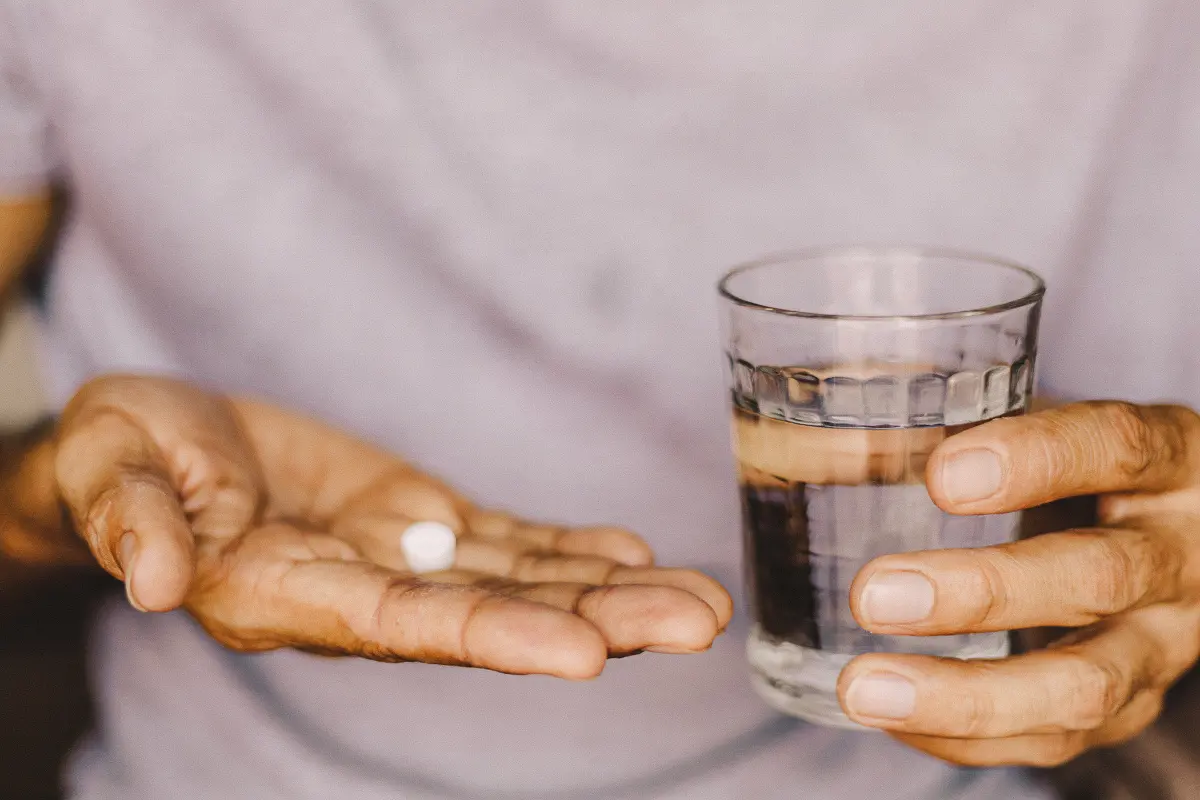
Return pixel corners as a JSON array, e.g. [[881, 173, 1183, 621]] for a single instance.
[[860, 571, 935, 625], [119, 533, 148, 613], [846, 672, 916, 721], [939, 449, 1003, 503]]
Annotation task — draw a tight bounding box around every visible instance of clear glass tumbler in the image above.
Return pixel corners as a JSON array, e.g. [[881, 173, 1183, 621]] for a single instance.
[[718, 247, 1045, 728]]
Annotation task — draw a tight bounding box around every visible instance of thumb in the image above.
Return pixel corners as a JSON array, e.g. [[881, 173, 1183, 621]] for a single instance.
[[55, 407, 195, 612]]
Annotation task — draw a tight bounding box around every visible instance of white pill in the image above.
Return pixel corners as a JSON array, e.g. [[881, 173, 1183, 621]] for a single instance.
[[400, 521, 457, 573]]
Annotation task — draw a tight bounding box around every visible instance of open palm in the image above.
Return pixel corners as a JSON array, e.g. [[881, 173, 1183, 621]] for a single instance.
[[52, 376, 731, 679]]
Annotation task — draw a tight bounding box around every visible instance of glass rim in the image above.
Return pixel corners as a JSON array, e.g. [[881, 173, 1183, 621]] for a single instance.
[[717, 245, 1046, 322]]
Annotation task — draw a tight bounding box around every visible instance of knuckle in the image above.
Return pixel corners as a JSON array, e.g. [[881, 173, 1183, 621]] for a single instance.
[[375, 578, 438, 636], [955, 687, 998, 739], [1082, 533, 1144, 615], [1161, 404, 1200, 462], [377, 578, 485, 665], [966, 554, 1011, 628], [382, 576, 442, 609], [576, 584, 621, 617], [1063, 654, 1128, 730], [458, 592, 503, 665], [1103, 402, 1161, 481]]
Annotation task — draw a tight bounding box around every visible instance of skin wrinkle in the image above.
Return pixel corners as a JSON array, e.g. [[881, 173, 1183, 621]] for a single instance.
[[1091, 647, 1149, 730], [385, 578, 464, 664], [580, 585, 635, 655], [957, 675, 997, 740], [1033, 411, 1081, 493], [80, 492, 118, 572], [199, 485, 260, 536], [365, 575, 418, 655], [570, 585, 596, 617], [1097, 531, 1153, 614], [269, 557, 315, 645], [173, 444, 225, 510], [80, 392, 259, 538], [83, 481, 176, 574], [578, 584, 618, 620], [189, 535, 243, 598], [845, 397, 1200, 765], [972, 550, 1011, 631], [1054, 653, 1120, 731], [515, 552, 609, 584], [458, 592, 502, 671], [1107, 403, 1165, 486], [8, 376, 737, 749]]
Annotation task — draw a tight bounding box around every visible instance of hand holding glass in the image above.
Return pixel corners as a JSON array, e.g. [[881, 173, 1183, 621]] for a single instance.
[[719, 247, 1044, 727]]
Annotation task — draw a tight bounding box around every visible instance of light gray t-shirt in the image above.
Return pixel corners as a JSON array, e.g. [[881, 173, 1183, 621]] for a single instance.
[[5, 1, 1200, 798]]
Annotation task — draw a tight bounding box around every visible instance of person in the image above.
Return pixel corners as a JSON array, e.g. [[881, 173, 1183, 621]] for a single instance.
[[3, 2, 1200, 798]]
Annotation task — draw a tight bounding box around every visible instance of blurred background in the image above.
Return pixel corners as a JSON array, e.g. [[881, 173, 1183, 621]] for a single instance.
[[1, 304, 98, 800], [0, 298, 45, 425]]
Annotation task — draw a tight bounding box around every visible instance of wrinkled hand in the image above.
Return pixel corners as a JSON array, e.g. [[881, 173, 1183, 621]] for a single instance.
[[51, 376, 731, 679], [838, 401, 1200, 765]]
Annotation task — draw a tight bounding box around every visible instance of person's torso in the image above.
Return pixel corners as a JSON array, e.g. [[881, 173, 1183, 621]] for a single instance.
[[13, 0, 1200, 797]]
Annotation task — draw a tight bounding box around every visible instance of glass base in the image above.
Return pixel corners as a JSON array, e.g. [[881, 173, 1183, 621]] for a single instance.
[[746, 626, 1010, 729]]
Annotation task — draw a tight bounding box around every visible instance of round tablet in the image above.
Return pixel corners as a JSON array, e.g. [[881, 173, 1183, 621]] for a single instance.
[[400, 521, 458, 573]]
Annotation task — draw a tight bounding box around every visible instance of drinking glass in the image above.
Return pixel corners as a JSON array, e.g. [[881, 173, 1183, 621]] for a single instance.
[[718, 246, 1045, 728]]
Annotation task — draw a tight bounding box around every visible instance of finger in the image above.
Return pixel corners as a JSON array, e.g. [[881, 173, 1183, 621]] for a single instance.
[[891, 690, 1164, 767], [555, 527, 655, 567], [330, 514, 731, 629], [430, 538, 622, 584], [468, 513, 656, 566], [196, 525, 608, 678], [465, 509, 518, 537], [503, 522, 655, 566], [502, 523, 563, 550], [331, 512, 431, 571], [459, 578, 718, 655], [69, 376, 263, 539], [851, 528, 1182, 634], [491, 522, 649, 565], [837, 618, 1160, 738], [337, 524, 619, 581], [450, 553, 733, 630], [548, 583, 718, 655], [928, 402, 1200, 514], [54, 408, 194, 612], [336, 472, 464, 530], [233, 398, 471, 526], [328, 472, 472, 572], [342, 513, 655, 574], [610, 566, 734, 629], [512, 552, 621, 583]]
